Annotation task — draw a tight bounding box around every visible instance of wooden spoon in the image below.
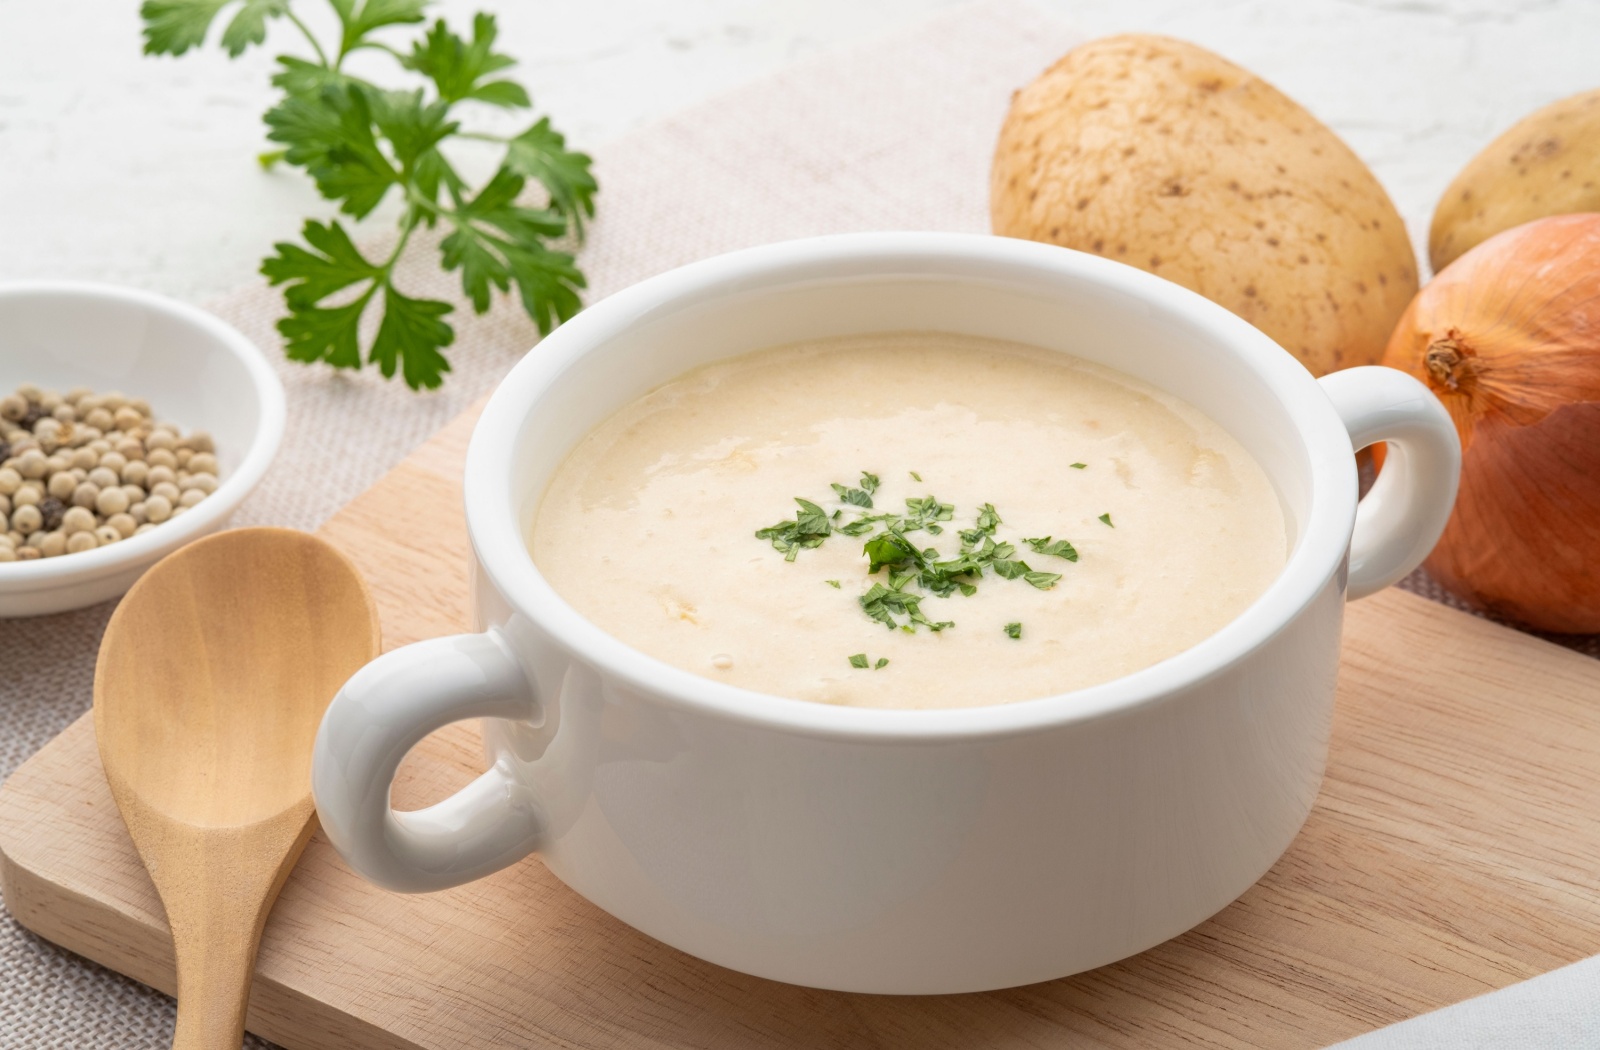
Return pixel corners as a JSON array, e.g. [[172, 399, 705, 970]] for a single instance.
[[94, 527, 380, 1049]]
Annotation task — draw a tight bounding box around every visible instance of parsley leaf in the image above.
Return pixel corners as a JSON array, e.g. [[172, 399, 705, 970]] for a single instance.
[[141, 0, 290, 57], [755, 498, 832, 561], [1099, 513, 1114, 527], [369, 284, 455, 389], [863, 532, 917, 574], [1071, 462, 1087, 469], [506, 117, 599, 240], [402, 15, 529, 108], [1022, 536, 1079, 562], [831, 482, 874, 508], [849, 653, 869, 669], [265, 83, 399, 219], [875, 657, 889, 669], [825, 580, 841, 589], [1024, 571, 1062, 590], [1004, 622, 1022, 639]]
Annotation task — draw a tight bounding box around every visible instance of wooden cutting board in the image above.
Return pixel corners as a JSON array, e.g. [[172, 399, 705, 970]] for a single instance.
[[4, 402, 1600, 1050]]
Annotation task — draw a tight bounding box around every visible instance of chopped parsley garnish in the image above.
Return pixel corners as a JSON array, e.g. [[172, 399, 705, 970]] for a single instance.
[[1099, 512, 1114, 527], [848, 653, 889, 670], [909, 471, 922, 482], [1022, 536, 1079, 562], [755, 472, 1098, 639], [848, 653, 869, 669], [1070, 462, 1087, 470], [875, 657, 889, 669], [754, 497, 831, 560]]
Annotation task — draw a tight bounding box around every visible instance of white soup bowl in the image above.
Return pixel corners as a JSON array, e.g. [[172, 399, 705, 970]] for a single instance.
[[312, 234, 1458, 993]]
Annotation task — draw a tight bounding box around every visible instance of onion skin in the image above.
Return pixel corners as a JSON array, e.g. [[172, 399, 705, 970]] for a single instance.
[[1380, 213, 1600, 633]]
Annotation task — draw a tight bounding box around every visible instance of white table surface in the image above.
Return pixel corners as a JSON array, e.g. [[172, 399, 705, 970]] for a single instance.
[[2, 0, 1597, 302], [2, 2, 1598, 1047]]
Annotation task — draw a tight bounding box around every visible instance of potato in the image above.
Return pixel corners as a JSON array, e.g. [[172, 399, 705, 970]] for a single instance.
[[991, 35, 1418, 376], [1429, 89, 1600, 272]]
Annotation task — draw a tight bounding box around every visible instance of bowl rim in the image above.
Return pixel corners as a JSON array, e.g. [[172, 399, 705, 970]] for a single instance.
[[0, 280, 286, 593], [465, 233, 1358, 742]]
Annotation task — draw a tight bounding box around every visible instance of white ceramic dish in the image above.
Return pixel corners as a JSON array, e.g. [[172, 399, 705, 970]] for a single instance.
[[0, 283, 284, 617], [312, 233, 1459, 993]]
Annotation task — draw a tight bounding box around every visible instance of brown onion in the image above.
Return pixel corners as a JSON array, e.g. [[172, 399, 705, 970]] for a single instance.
[[1379, 213, 1600, 633]]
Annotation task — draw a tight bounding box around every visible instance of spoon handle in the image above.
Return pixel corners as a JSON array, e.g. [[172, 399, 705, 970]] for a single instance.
[[149, 814, 318, 1050]]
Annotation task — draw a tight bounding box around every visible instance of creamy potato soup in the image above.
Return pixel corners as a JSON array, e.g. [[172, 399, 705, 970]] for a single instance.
[[530, 332, 1287, 710]]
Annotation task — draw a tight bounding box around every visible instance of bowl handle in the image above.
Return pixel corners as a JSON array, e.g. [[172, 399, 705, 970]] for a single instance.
[[1318, 366, 1461, 601], [312, 628, 544, 892]]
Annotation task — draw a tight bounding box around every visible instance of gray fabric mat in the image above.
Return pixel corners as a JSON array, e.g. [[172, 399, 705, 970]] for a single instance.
[[0, 1, 1592, 1046]]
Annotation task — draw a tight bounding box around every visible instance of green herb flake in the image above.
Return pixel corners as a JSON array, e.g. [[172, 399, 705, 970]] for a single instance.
[[1022, 536, 1079, 562], [1004, 622, 1022, 639], [1099, 512, 1114, 527], [825, 579, 841, 589], [848, 653, 869, 669], [909, 471, 922, 482], [860, 472, 880, 494], [754, 497, 833, 560], [875, 657, 889, 669], [1024, 571, 1062, 590], [1070, 462, 1087, 470]]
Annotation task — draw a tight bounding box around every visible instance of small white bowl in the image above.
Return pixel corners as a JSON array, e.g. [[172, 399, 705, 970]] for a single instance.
[[0, 282, 284, 617]]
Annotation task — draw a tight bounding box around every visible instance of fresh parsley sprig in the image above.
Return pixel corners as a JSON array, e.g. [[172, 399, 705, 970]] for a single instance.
[[141, 0, 598, 390]]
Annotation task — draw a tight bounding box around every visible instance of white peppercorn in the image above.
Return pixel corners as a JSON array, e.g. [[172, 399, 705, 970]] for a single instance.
[[171, 505, 189, 519], [87, 438, 110, 455], [46, 453, 71, 475], [61, 506, 95, 535], [182, 430, 215, 454], [120, 484, 143, 505], [107, 513, 136, 538], [47, 472, 76, 500], [147, 448, 178, 470], [64, 387, 91, 404], [116, 439, 144, 461], [133, 523, 155, 536], [96, 487, 130, 516], [176, 448, 194, 468], [17, 449, 48, 479], [187, 452, 219, 476], [99, 451, 127, 473], [13, 486, 41, 507], [113, 406, 143, 432], [180, 472, 218, 495], [129, 502, 147, 525], [65, 531, 95, 554], [25, 530, 45, 548], [121, 460, 150, 487], [0, 395, 26, 422], [94, 525, 121, 545], [145, 430, 176, 451], [147, 465, 176, 487], [151, 481, 180, 503], [71, 482, 99, 509], [52, 404, 76, 422], [84, 408, 113, 431], [12, 504, 42, 534], [70, 447, 96, 471], [87, 466, 118, 489], [38, 531, 66, 557], [0, 467, 20, 495], [144, 495, 173, 523], [178, 488, 206, 509]]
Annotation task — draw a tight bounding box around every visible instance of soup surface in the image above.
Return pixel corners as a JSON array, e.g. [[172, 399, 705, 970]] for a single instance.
[[530, 332, 1287, 710]]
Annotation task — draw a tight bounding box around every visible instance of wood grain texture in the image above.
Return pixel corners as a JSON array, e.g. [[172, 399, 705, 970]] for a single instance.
[[4, 399, 1600, 1049]]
